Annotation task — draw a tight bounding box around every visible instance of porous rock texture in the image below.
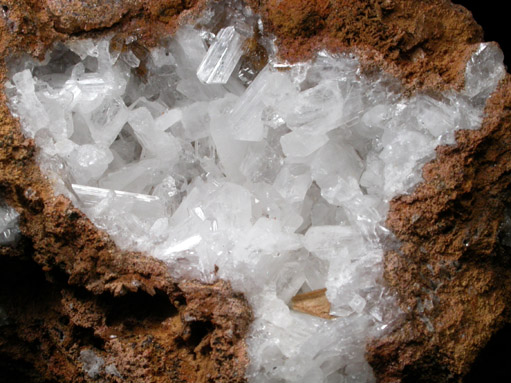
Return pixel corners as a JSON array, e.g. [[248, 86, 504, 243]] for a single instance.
[[0, 0, 509, 382]]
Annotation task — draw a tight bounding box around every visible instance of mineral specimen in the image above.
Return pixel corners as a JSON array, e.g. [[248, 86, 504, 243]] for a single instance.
[[2, 0, 507, 382]]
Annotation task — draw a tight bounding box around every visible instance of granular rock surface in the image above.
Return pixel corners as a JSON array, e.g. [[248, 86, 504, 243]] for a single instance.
[[0, 0, 510, 382]]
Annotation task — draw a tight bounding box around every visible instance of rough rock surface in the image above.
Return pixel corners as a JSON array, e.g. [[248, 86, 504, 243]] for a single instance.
[[0, 0, 509, 382], [367, 76, 511, 382]]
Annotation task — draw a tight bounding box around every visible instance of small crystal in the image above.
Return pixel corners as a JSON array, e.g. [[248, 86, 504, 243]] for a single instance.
[[78, 350, 104, 379], [303, 225, 354, 256], [122, 50, 141, 68], [0, 202, 20, 245], [11, 70, 50, 137], [155, 108, 182, 131], [273, 164, 312, 204], [67, 144, 114, 184], [349, 294, 367, 314], [180, 102, 211, 140], [228, 66, 295, 141]]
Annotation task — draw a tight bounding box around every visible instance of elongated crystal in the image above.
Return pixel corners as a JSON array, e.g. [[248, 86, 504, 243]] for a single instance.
[[72, 184, 164, 218], [197, 26, 246, 84]]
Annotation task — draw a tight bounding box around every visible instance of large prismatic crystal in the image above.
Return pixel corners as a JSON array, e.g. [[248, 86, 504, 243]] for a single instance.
[[4, 0, 506, 381], [197, 26, 248, 84]]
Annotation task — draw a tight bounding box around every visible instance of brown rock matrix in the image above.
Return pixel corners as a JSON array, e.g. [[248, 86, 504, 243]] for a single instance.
[[254, 0, 484, 92], [367, 75, 511, 382], [0, 0, 509, 382]]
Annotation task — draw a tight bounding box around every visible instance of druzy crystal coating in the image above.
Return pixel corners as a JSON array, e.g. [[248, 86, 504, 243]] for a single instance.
[[5, 2, 505, 380]]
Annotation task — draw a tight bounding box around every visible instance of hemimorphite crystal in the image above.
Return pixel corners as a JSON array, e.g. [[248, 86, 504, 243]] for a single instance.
[[6, 5, 505, 380], [197, 26, 247, 84], [464, 42, 506, 103]]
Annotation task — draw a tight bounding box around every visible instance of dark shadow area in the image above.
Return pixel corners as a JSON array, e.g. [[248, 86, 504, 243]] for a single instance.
[[464, 324, 511, 382], [0, 354, 58, 383], [105, 288, 178, 327], [401, 353, 451, 383], [187, 320, 214, 349], [0, 250, 52, 315], [455, 1, 511, 68], [0, 253, 60, 383], [72, 325, 105, 350]]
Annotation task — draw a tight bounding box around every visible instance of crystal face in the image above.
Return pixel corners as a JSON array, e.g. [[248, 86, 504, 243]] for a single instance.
[[5, 2, 505, 381]]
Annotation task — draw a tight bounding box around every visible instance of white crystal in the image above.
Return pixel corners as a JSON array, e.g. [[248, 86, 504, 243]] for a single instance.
[[122, 49, 141, 68], [150, 46, 176, 68], [277, 79, 343, 134], [464, 42, 506, 102], [72, 184, 164, 218], [311, 141, 364, 205], [99, 158, 168, 194], [152, 175, 182, 214], [0, 202, 20, 245], [303, 225, 355, 257], [228, 66, 295, 141], [67, 144, 114, 184], [127, 107, 181, 160], [197, 26, 246, 84], [155, 108, 182, 131], [280, 130, 329, 157], [88, 97, 128, 145], [273, 164, 312, 204], [79, 350, 104, 379], [180, 102, 211, 140], [10, 70, 50, 137], [240, 142, 283, 183], [349, 294, 367, 314]]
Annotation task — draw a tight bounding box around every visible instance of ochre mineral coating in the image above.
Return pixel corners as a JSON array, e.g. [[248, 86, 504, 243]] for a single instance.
[[0, 0, 509, 382], [291, 289, 334, 320]]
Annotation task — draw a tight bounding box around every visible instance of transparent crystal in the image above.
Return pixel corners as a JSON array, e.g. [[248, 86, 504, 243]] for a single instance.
[[0, 202, 20, 245], [464, 42, 506, 103], [197, 26, 247, 84]]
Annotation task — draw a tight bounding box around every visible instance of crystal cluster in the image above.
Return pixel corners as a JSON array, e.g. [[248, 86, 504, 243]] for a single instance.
[[5, 1, 505, 380], [0, 201, 20, 245]]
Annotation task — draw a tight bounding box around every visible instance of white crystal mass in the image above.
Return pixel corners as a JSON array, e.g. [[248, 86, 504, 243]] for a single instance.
[[5, 2, 505, 380]]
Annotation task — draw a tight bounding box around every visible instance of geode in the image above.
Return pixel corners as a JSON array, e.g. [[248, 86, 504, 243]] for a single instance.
[[0, 1, 510, 383]]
